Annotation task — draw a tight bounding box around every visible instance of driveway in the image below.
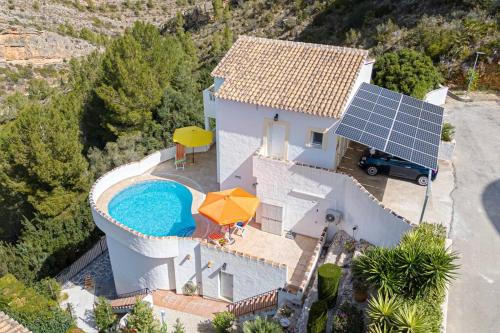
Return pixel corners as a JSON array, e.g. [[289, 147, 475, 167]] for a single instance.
[[446, 96, 500, 333], [337, 142, 454, 228]]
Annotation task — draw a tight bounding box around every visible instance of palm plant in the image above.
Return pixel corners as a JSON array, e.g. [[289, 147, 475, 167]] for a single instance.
[[243, 316, 283, 333], [392, 303, 429, 333], [353, 224, 459, 299], [352, 248, 400, 295], [366, 292, 400, 332]]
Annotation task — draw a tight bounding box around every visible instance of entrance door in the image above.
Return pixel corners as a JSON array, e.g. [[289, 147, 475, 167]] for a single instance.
[[267, 123, 287, 159], [220, 272, 234, 301], [167, 258, 176, 290]]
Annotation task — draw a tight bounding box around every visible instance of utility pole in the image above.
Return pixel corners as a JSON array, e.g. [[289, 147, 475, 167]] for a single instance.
[[466, 51, 485, 97], [419, 168, 433, 224]]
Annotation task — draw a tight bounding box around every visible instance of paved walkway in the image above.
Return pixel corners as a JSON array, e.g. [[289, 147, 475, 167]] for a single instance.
[[152, 290, 228, 332], [153, 290, 228, 318], [446, 96, 500, 333]]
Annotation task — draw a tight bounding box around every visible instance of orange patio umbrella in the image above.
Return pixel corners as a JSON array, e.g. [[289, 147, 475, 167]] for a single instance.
[[198, 187, 260, 226]]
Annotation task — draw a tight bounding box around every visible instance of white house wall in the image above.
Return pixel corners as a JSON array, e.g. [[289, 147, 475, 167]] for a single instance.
[[200, 245, 287, 301], [216, 99, 340, 193], [253, 154, 412, 245], [107, 236, 176, 295]]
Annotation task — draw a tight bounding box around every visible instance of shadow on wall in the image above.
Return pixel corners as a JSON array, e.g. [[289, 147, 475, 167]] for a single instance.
[[482, 179, 500, 234]]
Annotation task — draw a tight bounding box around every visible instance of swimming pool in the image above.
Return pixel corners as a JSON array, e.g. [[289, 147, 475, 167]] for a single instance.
[[108, 180, 196, 237]]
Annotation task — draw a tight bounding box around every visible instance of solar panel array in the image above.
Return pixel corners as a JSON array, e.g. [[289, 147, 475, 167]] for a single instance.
[[335, 82, 443, 170]]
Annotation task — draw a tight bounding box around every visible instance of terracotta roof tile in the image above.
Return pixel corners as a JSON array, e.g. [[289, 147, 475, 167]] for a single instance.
[[212, 36, 368, 118], [0, 312, 32, 333]]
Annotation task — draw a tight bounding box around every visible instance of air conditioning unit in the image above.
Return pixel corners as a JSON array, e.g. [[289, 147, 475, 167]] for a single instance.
[[325, 209, 342, 225]]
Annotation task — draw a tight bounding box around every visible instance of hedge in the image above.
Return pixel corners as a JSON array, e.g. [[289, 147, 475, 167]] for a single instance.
[[318, 263, 342, 307], [307, 300, 328, 333]]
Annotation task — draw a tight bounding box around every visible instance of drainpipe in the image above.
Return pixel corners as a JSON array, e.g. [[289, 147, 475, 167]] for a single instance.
[[419, 168, 433, 224]]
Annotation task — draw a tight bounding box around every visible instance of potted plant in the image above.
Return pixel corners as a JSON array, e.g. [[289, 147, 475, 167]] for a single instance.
[[352, 279, 368, 303]]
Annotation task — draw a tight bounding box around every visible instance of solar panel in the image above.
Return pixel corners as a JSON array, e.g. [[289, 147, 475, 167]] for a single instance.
[[334, 82, 444, 170]]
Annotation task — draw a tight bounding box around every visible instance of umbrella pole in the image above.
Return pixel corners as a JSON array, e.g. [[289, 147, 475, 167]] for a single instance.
[[192, 147, 195, 163]]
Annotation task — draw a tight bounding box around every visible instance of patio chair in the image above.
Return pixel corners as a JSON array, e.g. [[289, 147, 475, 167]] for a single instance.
[[234, 219, 250, 237], [175, 143, 186, 170]]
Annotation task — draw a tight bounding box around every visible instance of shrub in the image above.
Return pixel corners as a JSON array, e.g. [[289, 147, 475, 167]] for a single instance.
[[307, 300, 328, 333], [366, 292, 401, 331], [0, 274, 74, 333], [317, 263, 342, 307], [126, 300, 160, 332], [367, 293, 430, 333], [352, 224, 458, 298], [373, 49, 442, 99], [94, 296, 116, 332], [212, 311, 235, 333], [332, 302, 364, 333], [182, 280, 198, 295], [243, 316, 283, 333], [441, 123, 455, 142]]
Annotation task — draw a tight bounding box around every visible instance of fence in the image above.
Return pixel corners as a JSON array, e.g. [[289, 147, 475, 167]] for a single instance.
[[55, 236, 108, 284]]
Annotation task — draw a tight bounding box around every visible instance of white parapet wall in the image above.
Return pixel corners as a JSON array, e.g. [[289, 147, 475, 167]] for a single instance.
[[253, 153, 413, 247]]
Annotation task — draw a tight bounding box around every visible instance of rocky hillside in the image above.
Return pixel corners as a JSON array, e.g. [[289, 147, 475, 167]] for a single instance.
[[0, 25, 95, 65]]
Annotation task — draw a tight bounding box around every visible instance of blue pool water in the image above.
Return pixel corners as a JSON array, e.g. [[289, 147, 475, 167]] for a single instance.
[[108, 180, 196, 237]]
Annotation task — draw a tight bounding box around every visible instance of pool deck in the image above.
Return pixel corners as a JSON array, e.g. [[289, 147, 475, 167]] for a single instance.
[[95, 146, 319, 290]]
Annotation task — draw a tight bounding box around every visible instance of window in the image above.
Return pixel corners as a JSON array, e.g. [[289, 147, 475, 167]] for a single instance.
[[308, 129, 326, 149]]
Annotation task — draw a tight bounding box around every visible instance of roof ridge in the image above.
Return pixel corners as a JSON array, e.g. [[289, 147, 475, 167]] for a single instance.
[[236, 35, 369, 56]]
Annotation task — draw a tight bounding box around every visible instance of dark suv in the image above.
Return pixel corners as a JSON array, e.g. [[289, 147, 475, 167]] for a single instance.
[[358, 149, 438, 186]]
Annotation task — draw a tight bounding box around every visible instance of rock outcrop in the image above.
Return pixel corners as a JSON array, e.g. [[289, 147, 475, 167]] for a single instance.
[[0, 25, 95, 66]]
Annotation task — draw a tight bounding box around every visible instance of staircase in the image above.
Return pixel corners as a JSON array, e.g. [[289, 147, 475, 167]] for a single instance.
[[227, 289, 279, 318], [109, 288, 151, 313]]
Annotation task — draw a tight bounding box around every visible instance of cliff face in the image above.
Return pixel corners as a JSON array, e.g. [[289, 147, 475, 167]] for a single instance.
[[0, 25, 95, 66]]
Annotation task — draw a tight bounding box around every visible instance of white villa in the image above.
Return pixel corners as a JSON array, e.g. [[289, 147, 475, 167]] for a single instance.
[[90, 36, 414, 309]]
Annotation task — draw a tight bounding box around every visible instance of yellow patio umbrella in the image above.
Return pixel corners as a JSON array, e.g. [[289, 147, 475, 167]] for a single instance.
[[173, 126, 213, 163], [198, 188, 260, 227]]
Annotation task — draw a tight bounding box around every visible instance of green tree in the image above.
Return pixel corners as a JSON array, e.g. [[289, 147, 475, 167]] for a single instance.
[[94, 296, 116, 332], [212, 0, 223, 20], [0, 202, 97, 282], [126, 300, 161, 332], [95, 22, 187, 139], [0, 95, 89, 218], [373, 49, 442, 99]]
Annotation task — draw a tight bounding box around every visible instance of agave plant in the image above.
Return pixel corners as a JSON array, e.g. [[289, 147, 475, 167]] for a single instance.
[[368, 322, 395, 333], [242, 316, 283, 333], [392, 303, 430, 333], [366, 292, 400, 331]]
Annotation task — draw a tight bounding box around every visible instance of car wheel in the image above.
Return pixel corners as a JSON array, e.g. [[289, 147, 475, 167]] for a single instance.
[[366, 166, 378, 176], [417, 175, 429, 186]]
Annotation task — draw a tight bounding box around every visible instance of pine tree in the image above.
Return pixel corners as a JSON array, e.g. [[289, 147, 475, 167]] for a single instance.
[[0, 95, 89, 218]]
